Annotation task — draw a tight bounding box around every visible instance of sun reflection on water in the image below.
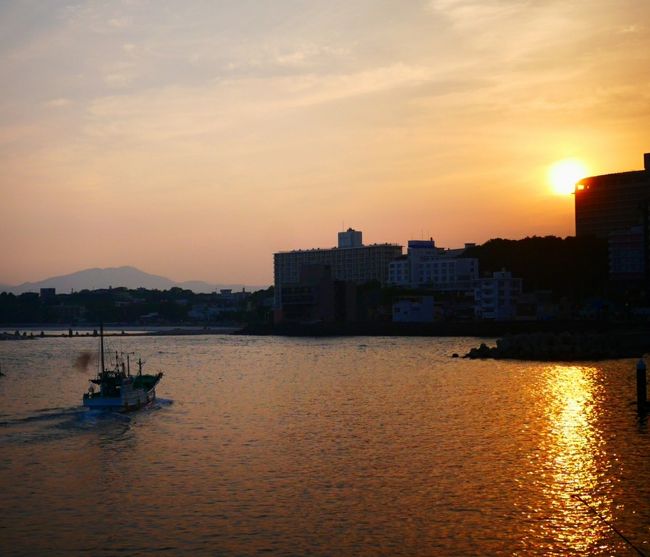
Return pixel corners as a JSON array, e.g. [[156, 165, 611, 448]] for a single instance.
[[538, 364, 616, 554]]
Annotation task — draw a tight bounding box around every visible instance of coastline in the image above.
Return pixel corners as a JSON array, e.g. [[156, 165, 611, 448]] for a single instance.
[[0, 326, 241, 340], [2, 320, 647, 338], [2, 321, 648, 361]]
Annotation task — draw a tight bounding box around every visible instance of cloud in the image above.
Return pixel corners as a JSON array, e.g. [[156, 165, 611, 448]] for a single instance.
[[104, 72, 133, 87], [3, 0, 650, 285], [271, 44, 350, 69], [43, 97, 72, 108], [108, 16, 131, 29], [278, 63, 433, 107], [84, 63, 434, 143], [102, 61, 137, 87], [426, 0, 527, 26]]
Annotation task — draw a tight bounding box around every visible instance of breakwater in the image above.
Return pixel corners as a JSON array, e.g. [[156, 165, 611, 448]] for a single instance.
[[465, 331, 650, 361], [238, 320, 647, 339]]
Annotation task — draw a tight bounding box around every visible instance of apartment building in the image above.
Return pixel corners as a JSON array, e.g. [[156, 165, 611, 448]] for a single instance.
[[474, 270, 522, 320], [273, 229, 402, 318], [388, 239, 478, 291]]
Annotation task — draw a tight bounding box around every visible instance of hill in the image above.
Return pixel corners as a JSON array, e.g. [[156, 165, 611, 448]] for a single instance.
[[2, 266, 263, 294]]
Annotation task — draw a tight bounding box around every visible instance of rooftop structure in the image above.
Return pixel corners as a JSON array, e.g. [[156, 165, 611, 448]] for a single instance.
[[338, 228, 362, 248]]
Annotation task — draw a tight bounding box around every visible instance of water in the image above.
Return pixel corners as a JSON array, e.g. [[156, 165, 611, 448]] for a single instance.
[[1, 335, 649, 556]]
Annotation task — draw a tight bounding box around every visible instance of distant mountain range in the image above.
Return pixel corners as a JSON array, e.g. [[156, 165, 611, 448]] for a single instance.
[[1, 266, 267, 295]]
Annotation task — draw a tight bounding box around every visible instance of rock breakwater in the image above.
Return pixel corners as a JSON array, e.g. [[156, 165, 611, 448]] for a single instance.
[[465, 331, 649, 361]]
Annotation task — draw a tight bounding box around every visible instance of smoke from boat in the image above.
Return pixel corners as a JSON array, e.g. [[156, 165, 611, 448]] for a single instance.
[[74, 351, 97, 372]]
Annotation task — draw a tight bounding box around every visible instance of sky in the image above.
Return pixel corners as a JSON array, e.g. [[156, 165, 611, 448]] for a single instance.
[[1, 0, 649, 286]]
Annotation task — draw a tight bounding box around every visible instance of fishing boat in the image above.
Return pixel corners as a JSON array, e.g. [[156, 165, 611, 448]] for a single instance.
[[83, 325, 163, 412]]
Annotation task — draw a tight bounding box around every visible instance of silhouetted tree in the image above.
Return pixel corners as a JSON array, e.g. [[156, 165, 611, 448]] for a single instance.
[[464, 235, 608, 300]]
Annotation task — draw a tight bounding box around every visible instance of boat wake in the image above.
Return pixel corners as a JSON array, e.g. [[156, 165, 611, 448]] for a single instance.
[[0, 406, 131, 446]]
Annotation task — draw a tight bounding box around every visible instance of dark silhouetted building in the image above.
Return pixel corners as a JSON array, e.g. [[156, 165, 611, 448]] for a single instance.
[[575, 153, 649, 238], [273, 229, 401, 322], [608, 226, 644, 283], [576, 152, 649, 284], [278, 264, 357, 324]]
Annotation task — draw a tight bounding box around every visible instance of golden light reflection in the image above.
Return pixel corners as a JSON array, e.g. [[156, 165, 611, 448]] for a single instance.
[[541, 365, 615, 554]]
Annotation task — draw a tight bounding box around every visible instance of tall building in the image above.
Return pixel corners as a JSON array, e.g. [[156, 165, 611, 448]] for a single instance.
[[575, 152, 650, 284], [273, 230, 402, 319], [575, 152, 650, 238]]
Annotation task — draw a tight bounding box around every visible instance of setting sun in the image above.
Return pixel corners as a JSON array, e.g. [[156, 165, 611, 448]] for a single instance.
[[549, 159, 588, 195]]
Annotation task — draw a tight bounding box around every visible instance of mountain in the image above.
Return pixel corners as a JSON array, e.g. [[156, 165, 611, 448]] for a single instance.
[[1, 266, 266, 294]]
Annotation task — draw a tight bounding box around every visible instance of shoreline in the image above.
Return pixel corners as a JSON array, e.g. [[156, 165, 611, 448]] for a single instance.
[[235, 320, 649, 338], [3, 321, 649, 362], [2, 322, 648, 362], [2, 320, 648, 339], [0, 326, 242, 340]]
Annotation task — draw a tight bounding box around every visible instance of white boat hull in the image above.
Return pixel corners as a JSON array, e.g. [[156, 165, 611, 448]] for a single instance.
[[83, 385, 157, 412]]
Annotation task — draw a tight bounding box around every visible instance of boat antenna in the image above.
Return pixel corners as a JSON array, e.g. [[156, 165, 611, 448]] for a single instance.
[[572, 494, 646, 556], [100, 323, 105, 374]]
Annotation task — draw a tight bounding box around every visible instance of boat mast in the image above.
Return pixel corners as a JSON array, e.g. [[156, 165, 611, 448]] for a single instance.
[[100, 323, 105, 374]]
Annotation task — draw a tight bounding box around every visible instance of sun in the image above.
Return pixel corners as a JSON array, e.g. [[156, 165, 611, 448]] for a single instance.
[[548, 159, 588, 195]]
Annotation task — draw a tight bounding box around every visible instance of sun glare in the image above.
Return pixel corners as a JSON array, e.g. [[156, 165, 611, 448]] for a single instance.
[[549, 159, 588, 195]]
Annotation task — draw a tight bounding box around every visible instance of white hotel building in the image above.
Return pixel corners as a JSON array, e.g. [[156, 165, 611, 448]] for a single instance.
[[273, 229, 403, 308], [388, 240, 479, 291]]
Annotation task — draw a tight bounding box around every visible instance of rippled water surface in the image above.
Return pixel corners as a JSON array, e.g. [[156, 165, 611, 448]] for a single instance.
[[1, 335, 649, 556]]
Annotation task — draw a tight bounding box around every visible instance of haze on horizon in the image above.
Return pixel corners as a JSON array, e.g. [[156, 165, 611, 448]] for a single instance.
[[1, 0, 649, 286]]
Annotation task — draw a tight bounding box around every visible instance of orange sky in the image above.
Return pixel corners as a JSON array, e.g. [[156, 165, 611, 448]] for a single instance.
[[1, 1, 649, 286]]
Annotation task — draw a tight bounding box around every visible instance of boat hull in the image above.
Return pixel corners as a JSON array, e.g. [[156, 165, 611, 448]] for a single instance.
[[83, 385, 157, 412]]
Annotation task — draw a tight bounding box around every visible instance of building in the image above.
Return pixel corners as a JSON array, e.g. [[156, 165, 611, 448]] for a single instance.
[[273, 229, 402, 320], [575, 152, 649, 238], [392, 296, 436, 323], [474, 270, 522, 321], [278, 264, 357, 323], [608, 226, 644, 282], [388, 239, 479, 291], [575, 152, 649, 284], [338, 228, 362, 248]]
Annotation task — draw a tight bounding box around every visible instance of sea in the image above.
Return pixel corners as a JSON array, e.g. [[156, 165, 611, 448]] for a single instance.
[[1, 334, 649, 556]]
